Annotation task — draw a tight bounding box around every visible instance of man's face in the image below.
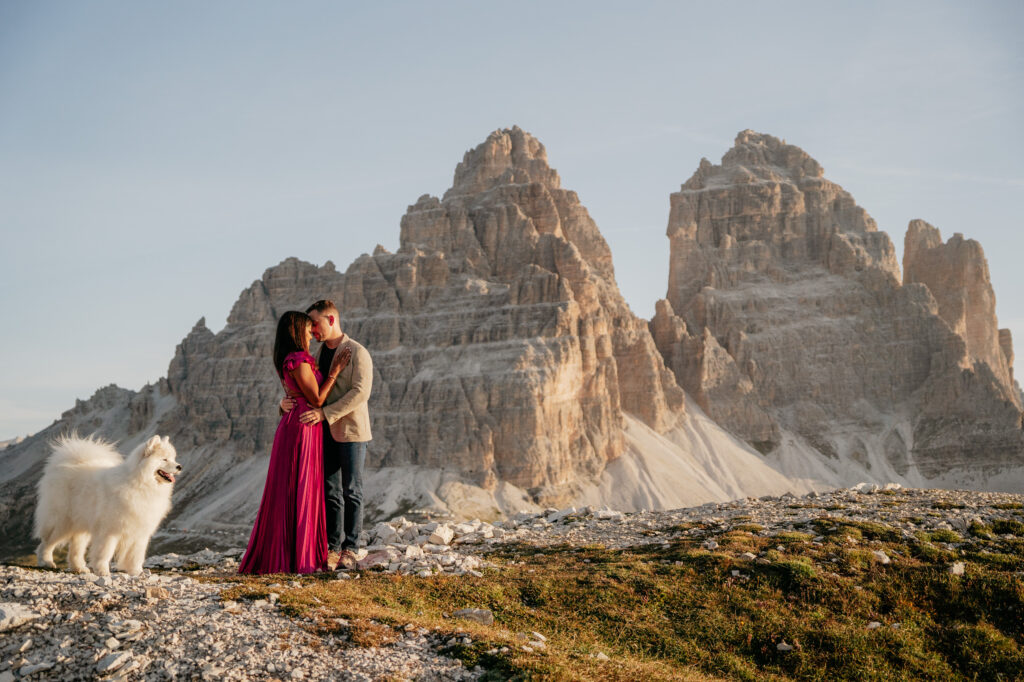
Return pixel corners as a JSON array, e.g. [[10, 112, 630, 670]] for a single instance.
[[309, 310, 333, 342]]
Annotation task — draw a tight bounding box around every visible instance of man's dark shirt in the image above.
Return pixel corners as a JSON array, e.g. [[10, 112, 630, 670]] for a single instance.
[[318, 344, 338, 443]]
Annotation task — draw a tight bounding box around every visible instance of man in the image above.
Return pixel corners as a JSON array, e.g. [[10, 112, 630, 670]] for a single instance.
[[282, 300, 372, 571]]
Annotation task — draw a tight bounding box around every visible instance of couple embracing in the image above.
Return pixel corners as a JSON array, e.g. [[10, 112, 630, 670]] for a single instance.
[[239, 300, 372, 575]]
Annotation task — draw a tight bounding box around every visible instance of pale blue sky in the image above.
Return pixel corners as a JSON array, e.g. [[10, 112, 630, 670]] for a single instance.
[[2, 1, 1022, 440]]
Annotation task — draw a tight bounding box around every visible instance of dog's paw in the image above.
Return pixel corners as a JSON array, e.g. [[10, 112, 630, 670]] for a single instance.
[[37, 558, 56, 569], [70, 563, 89, 574], [92, 565, 111, 577]]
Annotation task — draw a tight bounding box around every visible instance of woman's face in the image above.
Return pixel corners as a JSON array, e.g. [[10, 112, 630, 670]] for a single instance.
[[302, 323, 312, 351]]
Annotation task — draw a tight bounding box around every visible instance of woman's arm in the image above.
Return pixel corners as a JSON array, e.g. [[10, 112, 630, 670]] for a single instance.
[[289, 361, 341, 408]]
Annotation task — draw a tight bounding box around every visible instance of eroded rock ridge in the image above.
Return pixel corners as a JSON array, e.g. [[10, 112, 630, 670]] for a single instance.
[[652, 130, 1024, 482]]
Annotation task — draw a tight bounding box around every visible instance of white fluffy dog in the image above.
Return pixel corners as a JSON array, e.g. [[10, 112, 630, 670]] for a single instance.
[[34, 434, 181, 576]]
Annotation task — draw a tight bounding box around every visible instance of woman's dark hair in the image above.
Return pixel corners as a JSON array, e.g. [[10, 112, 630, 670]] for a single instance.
[[273, 311, 312, 377]]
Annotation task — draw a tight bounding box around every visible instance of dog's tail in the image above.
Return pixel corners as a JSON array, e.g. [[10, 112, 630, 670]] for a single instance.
[[43, 433, 122, 472]]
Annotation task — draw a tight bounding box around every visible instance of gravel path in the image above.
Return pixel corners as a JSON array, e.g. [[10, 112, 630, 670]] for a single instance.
[[0, 566, 480, 681]]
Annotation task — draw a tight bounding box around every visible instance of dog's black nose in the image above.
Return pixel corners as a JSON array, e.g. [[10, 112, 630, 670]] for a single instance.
[[175, 464, 182, 472]]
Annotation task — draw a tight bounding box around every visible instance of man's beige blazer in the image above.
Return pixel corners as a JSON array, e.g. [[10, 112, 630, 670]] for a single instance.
[[316, 335, 373, 443]]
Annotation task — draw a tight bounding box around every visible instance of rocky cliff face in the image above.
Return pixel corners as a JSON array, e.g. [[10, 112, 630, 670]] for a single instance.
[[903, 220, 1018, 396], [652, 130, 1024, 484]]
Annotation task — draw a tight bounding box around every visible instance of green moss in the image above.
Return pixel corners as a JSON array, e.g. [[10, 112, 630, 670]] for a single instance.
[[918, 529, 962, 544], [991, 519, 1024, 536]]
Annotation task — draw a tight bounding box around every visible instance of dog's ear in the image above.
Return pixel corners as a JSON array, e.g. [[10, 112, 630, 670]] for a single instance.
[[144, 435, 163, 456]]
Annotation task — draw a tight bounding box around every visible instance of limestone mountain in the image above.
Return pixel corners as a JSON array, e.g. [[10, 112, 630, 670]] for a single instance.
[[651, 130, 1024, 488]]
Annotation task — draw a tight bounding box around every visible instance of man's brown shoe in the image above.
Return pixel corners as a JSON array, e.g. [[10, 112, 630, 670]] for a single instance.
[[337, 549, 358, 571], [327, 550, 341, 571]]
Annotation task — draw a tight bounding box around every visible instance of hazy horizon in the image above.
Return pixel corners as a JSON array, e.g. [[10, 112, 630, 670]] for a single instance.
[[2, 1, 1022, 440]]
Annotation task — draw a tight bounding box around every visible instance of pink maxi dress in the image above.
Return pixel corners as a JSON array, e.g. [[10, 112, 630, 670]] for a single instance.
[[239, 351, 328, 574]]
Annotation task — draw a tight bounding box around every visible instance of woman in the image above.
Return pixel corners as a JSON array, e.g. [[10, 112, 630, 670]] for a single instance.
[[239, 310, 349, 574]]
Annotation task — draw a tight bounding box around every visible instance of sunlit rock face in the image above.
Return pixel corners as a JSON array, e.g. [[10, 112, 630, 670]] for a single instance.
[[903, 219, 1018, 396], [653, 130, 1023, 482]]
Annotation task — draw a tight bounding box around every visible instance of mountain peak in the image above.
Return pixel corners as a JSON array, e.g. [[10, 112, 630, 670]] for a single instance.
[[724, 130, 823, 176], [445, 126, 560, 199]]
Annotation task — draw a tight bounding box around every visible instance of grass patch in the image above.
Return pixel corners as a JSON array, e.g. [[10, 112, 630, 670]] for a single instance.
[[991, 519, 1024, 536], [918, 529, 963, 544], [992, 503, 1024, 511], [811, 518, 902, 543], [932, 501, 967, 510]]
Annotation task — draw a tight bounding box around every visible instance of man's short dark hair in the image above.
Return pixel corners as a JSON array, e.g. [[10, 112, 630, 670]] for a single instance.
[[306, 300, 339, 316]]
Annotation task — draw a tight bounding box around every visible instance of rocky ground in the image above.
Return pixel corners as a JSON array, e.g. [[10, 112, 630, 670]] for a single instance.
[[3, 484, 1023, 680]]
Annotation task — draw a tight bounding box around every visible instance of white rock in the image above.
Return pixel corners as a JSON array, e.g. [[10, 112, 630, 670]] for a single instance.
[[18, 663, 53, 677], [0, 603, 40, 631], [948, 562, 965, 576], [594, 651, 610, 661], [871, 551, 891, 565], [453, 608, 493, 625], [96, 651, 132, 674], [777, 641, 794, 652], [867, 621, 882, 630], [702, 540, 719, 550], [429, 524, 455, 545]]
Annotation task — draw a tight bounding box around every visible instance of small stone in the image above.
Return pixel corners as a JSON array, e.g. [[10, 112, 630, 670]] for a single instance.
[[948, 562, 965, 576], [145, 586, 171, 599], [777, 641, 794, 652], [0, 603, 40, 631], [740, 552, 757, 560], [867, 621, 882, 630], [18, 662, 54, 677], [105, 636, 121, 649], [94, 576, 112, 587], [531, 631, 547, 642], [290, 670, 305, 680], [594, 651, 610, 661], [702, 540, 719, 550], [96, 651, 132, 674], [18, 638, 32, 652], [453, 608, 494, 625], [871, 551, 891, 565], [0, 670, 14, 682], [429, 524, 455, 545]]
